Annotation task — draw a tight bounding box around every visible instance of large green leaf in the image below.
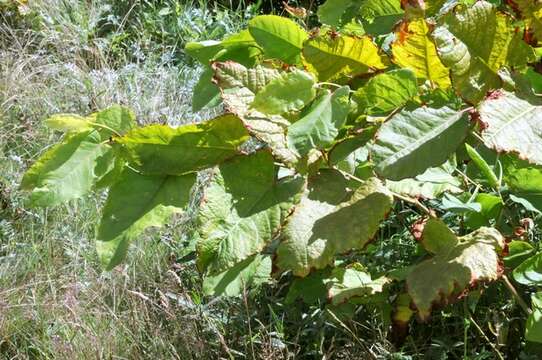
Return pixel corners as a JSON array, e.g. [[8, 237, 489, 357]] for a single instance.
[[479, 91, 542, 165], [440, 0, 511, 70], [302, 32, 388, 82], [248, 15, 307, 64], [513, 252, 542, 286], [407, 223, 505, 320], [287, 86, 351, 156], [463, 194, 503, 230], [328, 127, 377, 166], [96, 168, 196, 270], [371, 106, 469, 180], [286, 265, 389, 306], [21, 130, 113, 207], [212, 61, 298, 164], [202, 254, 272, 297], [433, 1, 535, 103], [416, 218, 458, 254], [251, 70, 316, 115], [360, 0, 402, 19], [353, 69, 418, 115], [23, 105, 136, 204], [317, 0, 402, 29], [285, 269, 330, 304], [118, 114, 249, 175], [276, 171, 393, 277], [197, 151, 304, 274], [433, 26, 501, 104], [392, 19, 451, 88], [505, 240, 535, 269]]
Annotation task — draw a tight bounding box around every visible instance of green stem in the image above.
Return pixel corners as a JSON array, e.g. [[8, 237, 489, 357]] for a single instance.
[[463, 300, 504, 360], [334, 168, 434, 217], [502, 274, 532, 316], [317, 82, 342, 89]]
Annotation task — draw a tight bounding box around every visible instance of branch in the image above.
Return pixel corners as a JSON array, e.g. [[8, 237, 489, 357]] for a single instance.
[[334, 168, 434, 217]]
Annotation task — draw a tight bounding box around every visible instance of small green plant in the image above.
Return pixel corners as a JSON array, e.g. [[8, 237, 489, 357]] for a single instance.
[[21, 0, 542, 354]]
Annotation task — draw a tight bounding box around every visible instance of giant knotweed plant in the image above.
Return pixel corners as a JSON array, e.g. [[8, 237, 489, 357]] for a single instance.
[[22, 0, 542, 344]]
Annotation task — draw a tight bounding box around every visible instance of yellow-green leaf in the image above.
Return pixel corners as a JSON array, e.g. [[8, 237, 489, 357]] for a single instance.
[[251, 70, 316, 115], [392, 19, 451, 88], [303, 32, 388, 82], [118, 114, 249, 175], [45, 114, 93, 132]]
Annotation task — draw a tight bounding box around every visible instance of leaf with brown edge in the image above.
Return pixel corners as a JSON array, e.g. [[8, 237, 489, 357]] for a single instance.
[[479, 91, 542, 166], [407, 225, 505, 320], [276, 171, 394, 277]]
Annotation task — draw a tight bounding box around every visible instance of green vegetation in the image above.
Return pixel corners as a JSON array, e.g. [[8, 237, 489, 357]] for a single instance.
[[4, 0, 542, 359]]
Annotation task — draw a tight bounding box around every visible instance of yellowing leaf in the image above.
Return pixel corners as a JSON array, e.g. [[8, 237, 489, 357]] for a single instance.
[[303, 32, 388, 82], [45, 114, 93, 132], [433, 1, 535, 103], [392, 19, 451, 88]]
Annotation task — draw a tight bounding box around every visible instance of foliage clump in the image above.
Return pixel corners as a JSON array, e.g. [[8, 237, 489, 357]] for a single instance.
[[21, 0, 542, 351]]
